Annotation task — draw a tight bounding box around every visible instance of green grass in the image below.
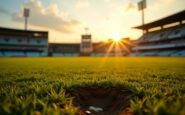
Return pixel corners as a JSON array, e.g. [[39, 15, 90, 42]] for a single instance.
[[0, 57, 185, 115]]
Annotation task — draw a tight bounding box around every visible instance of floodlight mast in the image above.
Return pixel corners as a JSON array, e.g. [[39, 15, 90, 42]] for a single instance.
[[24, 8, 30, 31], [84, 27, 89, 35], [138, 0, 147, 35]]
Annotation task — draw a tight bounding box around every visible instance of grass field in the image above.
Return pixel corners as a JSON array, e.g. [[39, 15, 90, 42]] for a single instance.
[[0, 57, 185, 115]]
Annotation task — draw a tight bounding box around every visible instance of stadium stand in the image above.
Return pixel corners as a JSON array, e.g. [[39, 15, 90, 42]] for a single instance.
[[0, 27, 48, 57], [92, 38, 133, 56], [49, 43, 80, 57], [131, 10, 185, 57], [0, 27, 133, 57], [49, 38, 133, 57]]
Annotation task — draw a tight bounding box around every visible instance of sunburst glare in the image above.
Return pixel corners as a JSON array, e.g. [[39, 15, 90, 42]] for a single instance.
[[112, 33, 122, 42]]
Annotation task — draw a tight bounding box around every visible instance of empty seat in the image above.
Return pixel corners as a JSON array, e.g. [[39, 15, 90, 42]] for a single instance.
[[52, 53, 65, 57], [40, 52, 48, 56], [140, 51, 158, 56], [64, 53, 72, 56], [181, 50, 185, 56], [26, 52, 40, 57], [91, 53, 103, 57], [181, 26, 185, 37], [0, 51, 4, 56], [91, 53, 97, 56], [168, 26, 185, 39], [172, 50, 185, 56], [129, 52, 140, 56], [157, 51, 175, 56], [4, 51, 25, 57], [72, 53, 80, 56]]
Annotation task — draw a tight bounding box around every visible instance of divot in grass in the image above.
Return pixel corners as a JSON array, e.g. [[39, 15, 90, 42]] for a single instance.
[[68, 87, 132, 115]]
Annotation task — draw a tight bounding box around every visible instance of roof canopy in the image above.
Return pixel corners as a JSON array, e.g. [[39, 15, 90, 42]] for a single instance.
[[134, 10, 185, 30], [0, 27, 48, 33], [0, 27, 48, 38]]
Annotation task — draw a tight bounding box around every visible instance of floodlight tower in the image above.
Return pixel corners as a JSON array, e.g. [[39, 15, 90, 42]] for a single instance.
[[24, 8, 30, 31], [84, 27, 89, 34], [138, 0, 147, 35]]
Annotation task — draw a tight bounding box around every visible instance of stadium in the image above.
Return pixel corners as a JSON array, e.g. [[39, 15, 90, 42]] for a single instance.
[[1, 10, 185, 57], [0, 28, 133, 57], [49, 37, 133, 57], [0, 0, 185, 115]]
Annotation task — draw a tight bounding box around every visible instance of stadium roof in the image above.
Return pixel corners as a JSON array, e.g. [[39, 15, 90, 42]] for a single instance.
[[0, 27, 48, 38], [134, 10, 185, 30], [0, 27, 48, 33]]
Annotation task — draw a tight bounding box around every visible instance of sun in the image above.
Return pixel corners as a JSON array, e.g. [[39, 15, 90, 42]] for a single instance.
[[112, 33, 122, 42], [114, 37, 121, 42]]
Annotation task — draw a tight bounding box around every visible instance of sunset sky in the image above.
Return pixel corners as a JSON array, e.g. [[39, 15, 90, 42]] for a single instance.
[[0, 0, 185, 43]]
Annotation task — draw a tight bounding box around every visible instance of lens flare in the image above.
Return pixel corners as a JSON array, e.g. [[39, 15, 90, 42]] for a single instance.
[[112, 33, 122, 42], [114, 37, 120, 42]]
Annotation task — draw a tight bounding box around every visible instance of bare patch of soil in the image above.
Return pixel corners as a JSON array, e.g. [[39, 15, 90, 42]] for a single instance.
[[68, 87, 132, 115]]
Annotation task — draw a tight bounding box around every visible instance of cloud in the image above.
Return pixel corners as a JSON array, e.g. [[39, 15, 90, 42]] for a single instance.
[[125, 2, 136, 11], [12, 0, 81, 33], [0, 6, 10, 15], [75, 0, 89, 9]]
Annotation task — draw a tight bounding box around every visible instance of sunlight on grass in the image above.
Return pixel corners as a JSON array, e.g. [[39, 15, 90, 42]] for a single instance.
[[0, 57, 185, 114]]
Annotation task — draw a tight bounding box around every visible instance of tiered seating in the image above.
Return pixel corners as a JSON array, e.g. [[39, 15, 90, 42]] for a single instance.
[[132, 25, 185, 57], [136, 32, 155, 43], [64, 53, 72, 56], [157, 50, 176, 56], [52, 53, 65, 57], [26, 52, 40, 57], [137, 25, 185, 44], [52, 53, 80, 57], [4, 51, 25, 57], [91, 53, 104, 57], [40, 52, 48, 56], [131, 10, 185, 57], [149, 29, 169, 41], [138, 51, 158, 56], [172, 50, 185, 56], [129, 52, 139, 56], [181, 26, 185, 36], [72, 53, 80, 56], [179, 50, 185, 56], [0, 51, 4, 56], [168, 26, 185, 39]]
